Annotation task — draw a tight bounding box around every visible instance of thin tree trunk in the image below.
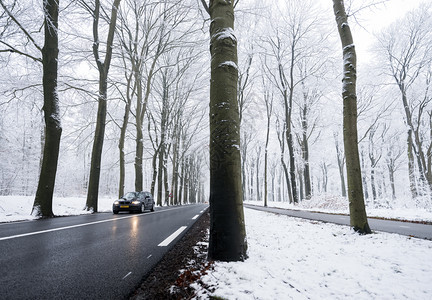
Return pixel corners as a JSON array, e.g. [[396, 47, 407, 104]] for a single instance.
[[407, 129, 418, 198], [135, 79, 144, 192], [360, 149, 369, 200], [183, 157, 189, 204], [264, 126, 270, 207], [256, 147, 261, 202], [171, 134, 179, 205], [86, 0, 121, 212], [163, 154, 169, 205], [335, 138, 347, 197], [157, 144, 164, 206], [32, 0, 61, 218], [118, 74, 134, 198], [303, 149, 311, 198], [388, 165, 396, 200], [281, 158, 292, 203], [179, 156, 184, 205], [333, 0, 371, 234], [150, 149, 158, 196], [298, 169, 304, 201], [118, 105, 128, 198]]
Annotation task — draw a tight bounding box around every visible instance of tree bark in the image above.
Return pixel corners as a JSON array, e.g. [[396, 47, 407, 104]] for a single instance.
[[407, 129, 418, 198], [207, 0, 247, 262], [264, 90, 272, 207], [333, 0, 371, 234], [256, 147, 261, 202], [135, 78, 144, 192], [86, 0, 121, 212], [32, 0, 61, 218], [335, 136, 347, 197], [118, 73, 134, 198], [301, 103, 312, 199], [277, 120, 293, 203]]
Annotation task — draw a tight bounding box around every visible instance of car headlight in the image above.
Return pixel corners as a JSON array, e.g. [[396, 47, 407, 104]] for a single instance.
[[114, 201, 119, 205], [132, 201, 140, 205]]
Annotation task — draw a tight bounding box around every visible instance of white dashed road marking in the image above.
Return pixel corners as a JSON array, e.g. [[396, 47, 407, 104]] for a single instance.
[[158, 226, 187, 247]]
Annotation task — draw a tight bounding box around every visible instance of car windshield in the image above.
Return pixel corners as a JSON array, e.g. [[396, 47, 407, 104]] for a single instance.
[[123, 192, 136, 200]]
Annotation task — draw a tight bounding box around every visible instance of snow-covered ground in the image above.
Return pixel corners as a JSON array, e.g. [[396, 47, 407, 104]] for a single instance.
[[2, 194, 431, 223], [192, 208, 432, 300], [0, 195, 116, 222], [245, 194, 432, 223]]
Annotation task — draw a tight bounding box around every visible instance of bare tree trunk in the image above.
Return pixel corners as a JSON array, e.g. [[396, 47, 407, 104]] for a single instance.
[[118, 104, 128, 198], [335, 135, 347, 197], [118, 74, 134, 198], [164, 157, 169, 205], [183, 157, 189, 204], [301, 102, 311, 199], [179, 157, 184, 204], [264, 90, 272, 207], [157, 145, 164, 206], [256, 147, 261, 202], [32, 0, 61, 218], [388, 164, 396, 200], [206, 0, 247, 262], [407, 129, 418, 198], [298, 169, 304, 201], [171, 132, 179, 205], [370, 167, 377, 202], [360, 149, 369, 201], [135, 78, 144, 192], [333, 0, 371, 234], [276, 120, 293, 203], [86, 0, 121, 212]]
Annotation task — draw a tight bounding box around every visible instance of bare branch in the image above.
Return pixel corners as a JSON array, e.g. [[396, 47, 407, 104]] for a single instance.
[[0, 41, 42, 62], [199, 0, 209, 15], [0, 0, 42, 53]]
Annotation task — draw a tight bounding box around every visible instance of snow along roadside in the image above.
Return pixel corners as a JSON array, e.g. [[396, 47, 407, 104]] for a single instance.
[[191, 208, 432, 300]]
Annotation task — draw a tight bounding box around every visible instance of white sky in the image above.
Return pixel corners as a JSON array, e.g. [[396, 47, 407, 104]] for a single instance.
[[336, 0, 427, 63]]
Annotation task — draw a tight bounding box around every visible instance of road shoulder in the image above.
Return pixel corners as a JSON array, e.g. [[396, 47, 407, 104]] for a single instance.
[[130, 210, 210, 299]]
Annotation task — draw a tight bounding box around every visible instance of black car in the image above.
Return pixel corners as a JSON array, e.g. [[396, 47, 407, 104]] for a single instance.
[[113, 191, 155, 214]]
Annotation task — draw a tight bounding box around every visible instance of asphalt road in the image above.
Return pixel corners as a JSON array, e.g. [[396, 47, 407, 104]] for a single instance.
[[0, 204, 208, 300], [244, 204, 432, 240]]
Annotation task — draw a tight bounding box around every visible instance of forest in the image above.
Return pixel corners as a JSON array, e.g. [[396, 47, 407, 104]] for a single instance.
[[1, 0, 431, 214]]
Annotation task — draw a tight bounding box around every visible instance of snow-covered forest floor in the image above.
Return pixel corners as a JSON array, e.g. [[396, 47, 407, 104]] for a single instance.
[[191, 208, 432, 300]]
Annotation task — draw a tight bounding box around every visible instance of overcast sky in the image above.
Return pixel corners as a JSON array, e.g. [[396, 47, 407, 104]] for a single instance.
[[338, 0, 427, 63]]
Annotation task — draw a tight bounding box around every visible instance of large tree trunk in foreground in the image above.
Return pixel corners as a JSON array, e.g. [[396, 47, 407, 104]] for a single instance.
[[32, 0, 61, 218], [333, 0, 371, 234], [207, 0, 247, 262]]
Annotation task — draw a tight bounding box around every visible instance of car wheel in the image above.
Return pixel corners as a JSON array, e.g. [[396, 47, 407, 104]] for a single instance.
[[140, 203, 145, 213], [113, 210, 119, 214], [150, 205, 154, 212]]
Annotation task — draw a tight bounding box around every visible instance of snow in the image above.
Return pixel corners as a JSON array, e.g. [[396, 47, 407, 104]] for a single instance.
[[2, 194, 431, 223], [2, 195, 432, 299], [211, 28, 237, 43], [0, 196, 115, 223], [218, 61, 238, 70], [192, 208, 432, 300], [245, 194, 432, 223]]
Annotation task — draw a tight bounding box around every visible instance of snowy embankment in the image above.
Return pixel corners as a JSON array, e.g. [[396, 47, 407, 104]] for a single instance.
[[245, 194, 432, 223], [0, 196, 115, 222], [192, 208, 432, 299]]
